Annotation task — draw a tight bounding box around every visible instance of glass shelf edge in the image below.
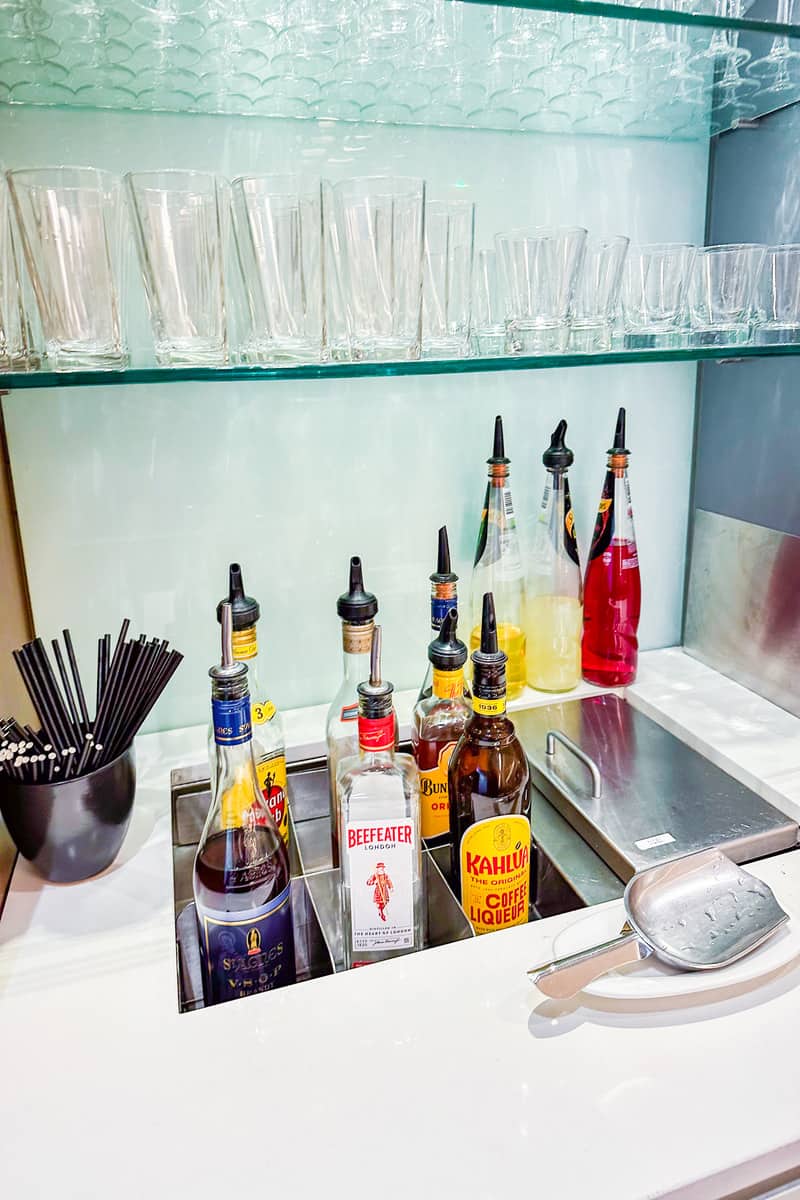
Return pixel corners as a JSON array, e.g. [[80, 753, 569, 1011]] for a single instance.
[[462, 0, 800, 38], [2, 343, 798, 390]]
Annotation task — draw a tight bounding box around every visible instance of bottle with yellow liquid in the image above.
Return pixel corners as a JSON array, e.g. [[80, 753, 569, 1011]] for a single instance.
[[524, 420, 583, 692], [470, 415, 527, 700]]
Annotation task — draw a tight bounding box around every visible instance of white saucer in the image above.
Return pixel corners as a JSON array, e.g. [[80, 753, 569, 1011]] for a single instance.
[[549, 901, 800, 1001]]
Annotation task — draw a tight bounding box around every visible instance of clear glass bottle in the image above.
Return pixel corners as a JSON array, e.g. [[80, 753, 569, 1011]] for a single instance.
[[412, 607, 471, 846], [326, 555, 377, 868], [208, 563, 289, 848], [524, 420, 583, 692], [449, 592, 532, 935], [194, 602, 295, 1006], [470, 415, 527, 700], [337, 626, 424, 969], [419, 525, 461, 701], [583, 407, 642, 687]]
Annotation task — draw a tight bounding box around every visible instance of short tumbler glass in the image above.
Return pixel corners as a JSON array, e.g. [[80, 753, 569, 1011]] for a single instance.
[[331, 176, 425, 361], [570, 234, 629, 352], [233, 174, 324, 365], [753, 244, 800, 346], [125, 169, 228, 367], [622, 242, 696, 350], [496, 226, 587, 354], [687, 243, 765, 348], [7, 166, 128, 371], [422, 199, 475, 358]]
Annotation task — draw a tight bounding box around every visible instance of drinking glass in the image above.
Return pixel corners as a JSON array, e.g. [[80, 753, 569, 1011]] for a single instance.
[[570, 235, 629, 352], [687, 243, 765, 347], [753, 245, 800, 345], [496, 226, 587, 354], [471, 248, 507, 357], [125, 170, 228, 366], [331, 176, 425, 361], [422, 200, 474, 358], [322, 181, 350, 362], [232, 175, 323, 364], [622, 243, 695, 349], [7, 166, 128, 371], [0, 176, 40, 370]]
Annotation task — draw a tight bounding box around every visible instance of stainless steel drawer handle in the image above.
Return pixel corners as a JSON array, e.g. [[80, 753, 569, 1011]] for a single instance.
[[545, 730, 603, 800]]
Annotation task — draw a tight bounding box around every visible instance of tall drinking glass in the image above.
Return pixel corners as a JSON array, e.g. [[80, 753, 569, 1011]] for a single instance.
[[622, 242, 695, 349], [125, 169, 228, 366], [754, 244, 800, 345], [471, 248, 507, 357], [331, 176, 425, 361], [570, 234, 629, 352], [496, 226, 587, 354], [687, 243, 764, 347], [0, 175, 40, 370], [7, 166, 128, 370], [233, 175, 323, 365], [422, 199, 474, 358]]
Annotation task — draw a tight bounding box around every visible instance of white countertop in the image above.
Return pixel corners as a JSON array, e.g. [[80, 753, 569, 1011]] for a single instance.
[[2, 648, 800, 1200]]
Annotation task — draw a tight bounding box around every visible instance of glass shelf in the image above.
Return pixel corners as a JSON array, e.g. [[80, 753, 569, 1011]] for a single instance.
[[2, 340, 799, 390], [1, 0, 800, 140]]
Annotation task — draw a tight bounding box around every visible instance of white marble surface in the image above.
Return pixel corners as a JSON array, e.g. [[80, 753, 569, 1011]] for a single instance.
[[1, 649, 800, 1200]]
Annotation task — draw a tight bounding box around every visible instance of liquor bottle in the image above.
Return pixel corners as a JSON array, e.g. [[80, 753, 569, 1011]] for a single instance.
[[582, 407, 642, 686], [194, 602, 295, 1005], [337, 626, 424, 969], [209, 563, 289, 848], [524, 420, 583, 692], [412, 607, 471, 845], [326, 556, 378, 868], [470, 415, 527, 701], [418, 526, 461, 701], [449, 592, 532, 935]]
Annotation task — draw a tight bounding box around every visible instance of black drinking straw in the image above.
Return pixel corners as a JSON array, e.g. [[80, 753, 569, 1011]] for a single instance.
[[96, 637, 107, 713], [26, 640, 73, 753], [52, 639, 82, 742], [63, 629, 91, 733], [12, 649, 62, 751]]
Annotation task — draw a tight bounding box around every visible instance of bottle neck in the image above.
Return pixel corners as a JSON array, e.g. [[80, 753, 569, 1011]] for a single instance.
[[231, 625, 263, 697], [430, 581, 457, 635], [471, 658, 507, 717], [357, 699, 395, 756], [432, 666, 465, 700], [341, 620, 374, 681]]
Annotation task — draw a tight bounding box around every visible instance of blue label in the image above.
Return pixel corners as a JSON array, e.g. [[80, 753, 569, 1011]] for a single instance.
[[198, 884, 295, 1005], [212, 696, 252, 746], [431, 597, 456, 630]]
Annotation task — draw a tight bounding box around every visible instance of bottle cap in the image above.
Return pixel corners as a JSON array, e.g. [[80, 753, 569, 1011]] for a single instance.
[[609, 407, 629, 455], [471, 592, 507, 671], [216, 563, 260, 630], [487, 414, 510, 466], [357, 625, 394, 712], [209, 601, 248, 686], [543, 419, 574, 470], [428, 607, 467, 670], [337, 555, 378, 622], [430, 525, 457, 585]]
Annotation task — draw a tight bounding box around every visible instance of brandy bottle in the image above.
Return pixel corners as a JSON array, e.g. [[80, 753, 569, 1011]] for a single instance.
[[412, 607, 471, 845], [336, 626, 424, 969], [194, 602, 295, 1005], [449, 592, 532, 935]]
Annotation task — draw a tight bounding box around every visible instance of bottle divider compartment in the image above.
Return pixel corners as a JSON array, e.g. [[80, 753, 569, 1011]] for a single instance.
[[171, 756, 474, 1013]]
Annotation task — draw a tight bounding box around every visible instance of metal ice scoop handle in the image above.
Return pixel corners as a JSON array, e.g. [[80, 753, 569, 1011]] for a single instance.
[[528, 928, 651, 999]]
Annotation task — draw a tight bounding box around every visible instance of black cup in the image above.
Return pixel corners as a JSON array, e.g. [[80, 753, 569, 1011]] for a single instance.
[[0, 747, 136, 883]]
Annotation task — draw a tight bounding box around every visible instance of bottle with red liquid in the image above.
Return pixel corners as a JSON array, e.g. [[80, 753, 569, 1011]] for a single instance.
[[582, 407, 642, 686]]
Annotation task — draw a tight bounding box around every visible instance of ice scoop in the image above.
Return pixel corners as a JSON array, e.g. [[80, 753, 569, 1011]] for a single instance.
[[529, 848, 789, 999]]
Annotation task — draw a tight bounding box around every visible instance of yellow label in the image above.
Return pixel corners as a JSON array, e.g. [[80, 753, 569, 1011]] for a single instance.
[[252, 699, 277, 725], [256, 753, 289, 847], [598, 499, 612, 514], [473, 695, 506, 717], [220, 765, 257, 831], [232, 627, 258, 661], [460, 816, 530, 935], [433, 668, 464, 700], [565, 509, 575, 536], [419, 741, 456, 839]]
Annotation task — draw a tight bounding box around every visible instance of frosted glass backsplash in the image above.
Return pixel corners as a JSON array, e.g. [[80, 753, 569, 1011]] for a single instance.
[[1, 106, 707, 730]]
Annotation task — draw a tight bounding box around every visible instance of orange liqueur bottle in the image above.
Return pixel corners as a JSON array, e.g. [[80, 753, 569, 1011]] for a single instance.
[[449, 592, 532, 934]]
